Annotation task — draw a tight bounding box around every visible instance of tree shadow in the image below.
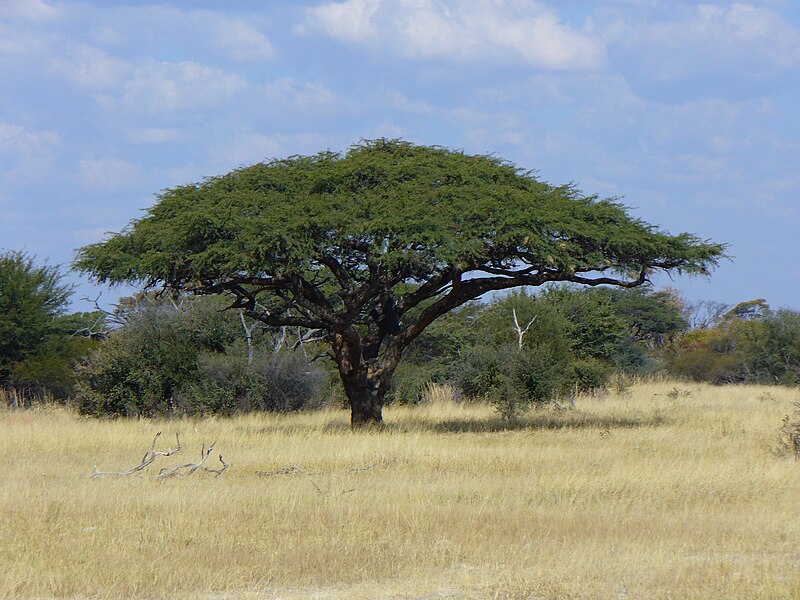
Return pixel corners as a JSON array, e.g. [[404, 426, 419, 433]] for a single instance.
[[405, 411, 670, 434]]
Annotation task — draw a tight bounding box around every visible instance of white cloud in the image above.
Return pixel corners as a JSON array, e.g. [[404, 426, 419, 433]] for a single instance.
[[0, 22, 48, 56], [49, 43, 130, 89], [212, 19, 275, 62], [379, 90, 436, 115], [127, 128, 183, 144], [0, 0, 61, 21], [209, 132, 283, 168], [465, 128, 525, 147], [0, 122, 60, 179], [122, 61, 247, 113], [601, 3, 800, 76], [208, 132, 334, 172], [303, 0, 606, 70], [303, 0, 380, 43], [261, 78, 338, 110], [79, 158, 139, 189], [100, 6, 276, 64], [0, 123, 59, 154]]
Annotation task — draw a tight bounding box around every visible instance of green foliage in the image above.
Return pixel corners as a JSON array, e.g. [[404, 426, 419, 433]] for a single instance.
[[75, 296, 239, 416], [0, 251, 104, 399], [448, 293, 576, 417], [570, 358, 613, 393], [538, 286, 627, 361], [74, 295, 328, 416], [75, 140, 724, 294], [0, 251, 72, 384], [598, 287, 688, 352], [74, 139, 725, 423], [9, 335, 99, 398], [176, 351, 326, 415], [667, 303, 800, 385]]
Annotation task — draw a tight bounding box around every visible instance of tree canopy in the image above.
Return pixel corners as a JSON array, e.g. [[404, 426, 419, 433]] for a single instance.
[[75, 139, 725, 425], [0, 251, 72, 384]]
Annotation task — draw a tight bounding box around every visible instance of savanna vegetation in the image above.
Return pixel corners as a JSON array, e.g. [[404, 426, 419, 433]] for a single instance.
[[1, 139, 799, 599], [4, 247, 797, 422], [1, 382, 799, 599], [73, 139, 724, 425]]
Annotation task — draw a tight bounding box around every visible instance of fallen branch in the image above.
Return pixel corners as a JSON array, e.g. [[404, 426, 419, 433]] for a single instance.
[[92, 432, 181, 479], [158, 442, 229, 477]]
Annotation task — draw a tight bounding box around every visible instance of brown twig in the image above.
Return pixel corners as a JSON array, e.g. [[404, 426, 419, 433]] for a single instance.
[[92, 432, 181, 478]]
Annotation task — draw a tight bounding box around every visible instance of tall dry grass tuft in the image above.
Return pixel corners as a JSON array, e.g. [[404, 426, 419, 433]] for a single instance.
[[1, 381, 799, 599], [420, 382, 460, 405], [779, 398, 800, 460], [0, 386, 54, 409]]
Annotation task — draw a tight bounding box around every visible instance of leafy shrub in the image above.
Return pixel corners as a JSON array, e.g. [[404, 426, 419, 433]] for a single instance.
[[570, 358, 612, 394], [387, 361, 439, 405], [8, 336, 98, 399], [75, 297, 241, 416], [176, 350, 326, 415], [75, 294, 329, 416]]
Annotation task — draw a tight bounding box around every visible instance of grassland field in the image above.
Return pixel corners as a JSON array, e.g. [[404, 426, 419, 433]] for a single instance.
[[1, 381, 799, 599]]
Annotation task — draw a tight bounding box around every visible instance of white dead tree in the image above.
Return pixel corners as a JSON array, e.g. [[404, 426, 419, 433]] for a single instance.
[[239, 310, 258, 365], [511, 308, 568, 412], [512, 308, 536, 350]]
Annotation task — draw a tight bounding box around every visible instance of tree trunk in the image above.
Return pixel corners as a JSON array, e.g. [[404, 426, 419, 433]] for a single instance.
[[334, 332, 398, 427], [344, 375, 386, 427]]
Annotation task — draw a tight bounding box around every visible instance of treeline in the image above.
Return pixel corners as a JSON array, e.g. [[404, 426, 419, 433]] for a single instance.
[[394, 288, 799, 416], [1, 250, 798, 415]]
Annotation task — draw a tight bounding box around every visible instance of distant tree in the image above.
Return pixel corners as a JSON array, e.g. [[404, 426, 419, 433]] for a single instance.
[[668, 300, 800, 385], [684, 299, 729, 330], [598, 286, 688, 352], [0, 251, 72, 386], [722, 299, 769, 322], [75, 139, 724, 425]]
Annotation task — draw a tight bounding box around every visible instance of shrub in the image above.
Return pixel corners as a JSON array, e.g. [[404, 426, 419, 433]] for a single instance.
[[75, 297, 240, 416], [176, 350, 327, 415], [388, 362, 439, 405], [570, 358, 612, 394]]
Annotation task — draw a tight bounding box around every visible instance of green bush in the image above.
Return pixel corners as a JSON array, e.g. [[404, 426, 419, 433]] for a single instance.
[[570, 358, 612, 394], [0, 251, 79, 392], [387, 361, 440, 405], [176, 351, 326, 415], [75, 296, 329, 416], [666, 306, 800, 385], [75, 297, 234, 415]]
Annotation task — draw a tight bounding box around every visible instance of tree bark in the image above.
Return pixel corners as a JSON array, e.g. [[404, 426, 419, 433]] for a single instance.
[[334, 332, 398, 427], [344, 375, 387, 427]]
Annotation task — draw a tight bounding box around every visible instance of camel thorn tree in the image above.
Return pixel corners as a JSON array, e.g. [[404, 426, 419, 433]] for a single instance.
[[74, 139, 725, 426]]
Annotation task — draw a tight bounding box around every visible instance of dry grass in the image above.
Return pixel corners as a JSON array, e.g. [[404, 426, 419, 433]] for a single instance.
[[1, 381, 799, 599]]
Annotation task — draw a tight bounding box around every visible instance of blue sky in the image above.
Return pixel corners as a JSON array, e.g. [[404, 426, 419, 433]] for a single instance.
[[1, 0, 798, 312]]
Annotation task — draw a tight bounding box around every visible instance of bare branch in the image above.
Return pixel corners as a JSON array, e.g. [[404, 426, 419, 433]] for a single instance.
[[92, 432, 181, 478], [512, 308, 536, 350], [256, 464, 304, 476], [79, 292, 127, 327], [239, 310, 257, 365], [158, 441, 228, 477]]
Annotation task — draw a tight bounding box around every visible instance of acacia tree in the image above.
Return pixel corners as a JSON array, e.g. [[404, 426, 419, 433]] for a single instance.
[[75, 140, 724, 425], [0, 251, 72, 385]]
